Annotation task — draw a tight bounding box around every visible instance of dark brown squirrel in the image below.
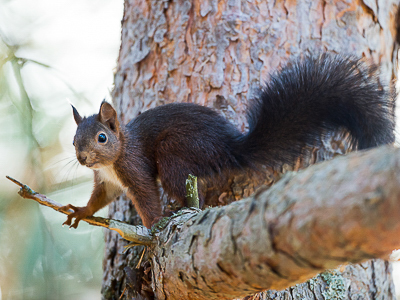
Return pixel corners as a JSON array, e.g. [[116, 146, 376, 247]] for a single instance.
[[62, 54, 396, 229]]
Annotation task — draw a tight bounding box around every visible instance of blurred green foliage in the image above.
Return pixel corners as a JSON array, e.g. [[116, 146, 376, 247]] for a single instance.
[[0, 33, 105, 300], [0, 1, 122, 299]]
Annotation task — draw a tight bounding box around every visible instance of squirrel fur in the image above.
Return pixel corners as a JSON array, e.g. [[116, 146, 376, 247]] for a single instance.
[[62, 54, 396, 229]]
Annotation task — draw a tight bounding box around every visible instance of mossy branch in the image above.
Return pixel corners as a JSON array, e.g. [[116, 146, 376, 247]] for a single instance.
[[6, 176, 153, 246]]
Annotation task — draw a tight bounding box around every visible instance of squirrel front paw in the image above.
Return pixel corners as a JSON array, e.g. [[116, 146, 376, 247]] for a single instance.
[[60, 204, 92, 229]]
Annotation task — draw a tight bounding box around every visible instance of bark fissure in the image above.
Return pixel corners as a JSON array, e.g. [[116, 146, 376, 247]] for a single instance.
[[370, 260, 377, 299], [229, 215, 239, 257]]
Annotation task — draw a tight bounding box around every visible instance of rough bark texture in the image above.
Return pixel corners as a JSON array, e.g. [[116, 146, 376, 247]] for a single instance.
[[103, 0, 400, 299], [151, 146, 400, 300]]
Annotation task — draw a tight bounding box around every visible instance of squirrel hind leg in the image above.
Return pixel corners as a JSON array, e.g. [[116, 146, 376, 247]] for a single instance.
[[157, 158, 206, 209], [126, 185, 163, 228]]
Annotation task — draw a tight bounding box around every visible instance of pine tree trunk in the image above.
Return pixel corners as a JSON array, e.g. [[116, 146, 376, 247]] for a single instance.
[[103, 0, 400, 299]]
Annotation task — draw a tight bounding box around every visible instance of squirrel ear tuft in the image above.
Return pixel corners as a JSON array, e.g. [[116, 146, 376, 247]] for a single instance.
[[99, 101, 119, 132], [71, 105, 82, 125]]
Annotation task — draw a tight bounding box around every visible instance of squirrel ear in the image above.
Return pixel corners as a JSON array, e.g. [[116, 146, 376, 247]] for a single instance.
[[71, 105, 82, 125], [99, 101, 119, 132]]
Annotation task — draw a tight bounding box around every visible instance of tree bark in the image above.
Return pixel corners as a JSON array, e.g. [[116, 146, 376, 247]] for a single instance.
[[151, 146, 400, 300], [103, 0, 400, 299]]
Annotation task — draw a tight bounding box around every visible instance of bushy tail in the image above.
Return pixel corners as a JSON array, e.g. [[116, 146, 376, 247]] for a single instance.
[[237, 53, 396, 167]]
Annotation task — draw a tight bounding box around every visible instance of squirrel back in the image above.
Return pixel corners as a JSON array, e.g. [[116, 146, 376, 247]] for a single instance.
[[65, 53, 395, 229]]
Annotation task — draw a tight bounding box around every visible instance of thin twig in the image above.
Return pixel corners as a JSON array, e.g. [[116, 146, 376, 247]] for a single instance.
[[6, 176, 154, 245], [136, 247, 147, 269]]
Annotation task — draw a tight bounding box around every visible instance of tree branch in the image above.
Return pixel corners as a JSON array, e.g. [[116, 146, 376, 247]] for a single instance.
[[7, 146, 400, 299], [6, 176, 153, 246], [150, 146, 400, 300]]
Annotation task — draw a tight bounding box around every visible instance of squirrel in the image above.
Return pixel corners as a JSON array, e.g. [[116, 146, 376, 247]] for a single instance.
[[61, 54, 395, 229]]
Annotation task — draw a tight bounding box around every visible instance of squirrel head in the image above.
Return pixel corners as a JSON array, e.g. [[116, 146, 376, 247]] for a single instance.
[[72, 101, 123, 169]]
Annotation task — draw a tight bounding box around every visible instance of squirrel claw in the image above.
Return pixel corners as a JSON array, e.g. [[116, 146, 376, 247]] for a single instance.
[[62, 219, 72, 226], [69, 220, 81, 229]]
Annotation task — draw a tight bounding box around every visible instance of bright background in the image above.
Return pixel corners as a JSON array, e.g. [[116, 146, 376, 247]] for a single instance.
[[0, 1, 399, 299], [0, 0, 123, 299]]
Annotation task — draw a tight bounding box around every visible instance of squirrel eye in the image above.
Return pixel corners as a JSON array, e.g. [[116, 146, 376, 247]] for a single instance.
[[73, 139, 75, 146], [98, 133, 107, 143]]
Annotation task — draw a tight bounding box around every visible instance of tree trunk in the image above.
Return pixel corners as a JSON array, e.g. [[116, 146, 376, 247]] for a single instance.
[[103, 0, 400, 299]]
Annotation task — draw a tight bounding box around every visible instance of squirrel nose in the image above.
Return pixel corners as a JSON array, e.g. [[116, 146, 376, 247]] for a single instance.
[[77, 154, 87, 165]]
